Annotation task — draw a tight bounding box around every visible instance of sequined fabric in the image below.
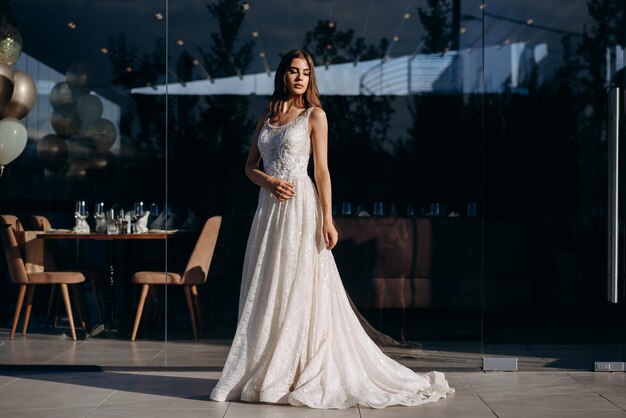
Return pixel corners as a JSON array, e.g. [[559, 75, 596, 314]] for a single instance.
[[209, 107, 454, 409]]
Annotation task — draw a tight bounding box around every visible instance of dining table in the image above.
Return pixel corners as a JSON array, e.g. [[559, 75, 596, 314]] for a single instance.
[[35, 230, 182, 336]]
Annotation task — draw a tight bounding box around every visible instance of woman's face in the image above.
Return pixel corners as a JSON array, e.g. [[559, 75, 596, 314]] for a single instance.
[[284, 58, 310, 97]]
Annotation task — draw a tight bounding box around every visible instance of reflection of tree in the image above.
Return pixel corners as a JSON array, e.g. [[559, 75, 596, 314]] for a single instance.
[[418, 0, 452, 54], [487, 0, 626, 335], [107, 33, 166, 154], [576, 0, 624, 139], [302, 21, 394, 205], [197, 0, 253, 78], [400, 0, 476, 212], [173, 0, 255, 215], [105, 0, 256, 214], [570, 0, 624, 230], [303, 20, 388, 66], [104, 33, 167, 206]]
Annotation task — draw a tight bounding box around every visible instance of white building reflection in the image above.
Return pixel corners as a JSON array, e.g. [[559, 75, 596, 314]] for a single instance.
[[131, 43, 548, 97]]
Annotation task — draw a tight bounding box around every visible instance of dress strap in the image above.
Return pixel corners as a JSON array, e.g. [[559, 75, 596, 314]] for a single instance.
[[305, 106, 315, 120]]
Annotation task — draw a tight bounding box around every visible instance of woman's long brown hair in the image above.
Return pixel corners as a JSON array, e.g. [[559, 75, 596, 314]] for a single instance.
[[268, 49, 323, 117]]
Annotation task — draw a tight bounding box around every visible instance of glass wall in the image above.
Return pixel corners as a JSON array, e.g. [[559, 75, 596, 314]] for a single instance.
[[1, 0, 624, 371], [482, 0, 626, 365], [0, 0, 169, 365], [163, 0, 484, 366]]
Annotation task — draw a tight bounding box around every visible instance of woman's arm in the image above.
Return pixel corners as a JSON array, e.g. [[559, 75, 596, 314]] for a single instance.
[[245, 110, 296, 202], [310, 107, 339, 250]]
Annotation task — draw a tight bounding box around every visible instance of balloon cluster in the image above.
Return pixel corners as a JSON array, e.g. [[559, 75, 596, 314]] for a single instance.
[[0, 24, 36, 177], [39, 62, 117, 183]]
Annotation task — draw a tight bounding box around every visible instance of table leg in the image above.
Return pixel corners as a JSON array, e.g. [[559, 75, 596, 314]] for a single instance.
[[87, 240, 117, 338], [104, 240, 116, 331]]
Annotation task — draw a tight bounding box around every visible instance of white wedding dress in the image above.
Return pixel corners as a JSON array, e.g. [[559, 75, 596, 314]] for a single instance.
[[210, 107, 454, 409]]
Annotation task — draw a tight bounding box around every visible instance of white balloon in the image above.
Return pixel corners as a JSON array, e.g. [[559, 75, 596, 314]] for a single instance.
[[76, 94, 103, 125], [0, 117, 27, 165]]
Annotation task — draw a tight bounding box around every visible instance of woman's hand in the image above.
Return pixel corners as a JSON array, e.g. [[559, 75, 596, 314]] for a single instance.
[[267, 178, 296, 201], [323, 220, 339, 250]]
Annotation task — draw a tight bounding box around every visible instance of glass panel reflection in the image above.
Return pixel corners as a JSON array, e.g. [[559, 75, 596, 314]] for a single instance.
[[482, 0, 626, 367], [0, 1, 167, 365], [162, 0, 482, 368]]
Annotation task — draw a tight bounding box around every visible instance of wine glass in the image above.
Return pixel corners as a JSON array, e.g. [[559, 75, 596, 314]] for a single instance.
[[373, 201, 384, 217], [75, 200, 88, 217], [134, 201, 145, 217], [467, 201, 477, 217], [430, 202, 440, 216], [132, 201, 145, 233], [341, 202, 352, 216], [94, 202, 104, 217], [110, 203, 121, 218], [150, 203, 160, 217]]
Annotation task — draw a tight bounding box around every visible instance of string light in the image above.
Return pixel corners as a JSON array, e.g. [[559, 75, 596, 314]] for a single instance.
[[100, 47, 109, 54], [355, 0, 375, 65], [459, 27, 467, 34], [155, 12, 164, 20], [526, 18, 534, 25], [503, 38, 511, 45], [479, 3, 487, 10], [384, 1, 412, 60], [67, 22, 77, 29], [192, 56, 213, 82], [176, 39, 184, 46], [328, 21, 336, 28], [242, 2, 250, 11], [241, 2, 273, 75], [126, 67, 133, 72]]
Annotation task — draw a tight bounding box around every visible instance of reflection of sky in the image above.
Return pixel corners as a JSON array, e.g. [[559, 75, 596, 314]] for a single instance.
[[12, 0, 594, 92]]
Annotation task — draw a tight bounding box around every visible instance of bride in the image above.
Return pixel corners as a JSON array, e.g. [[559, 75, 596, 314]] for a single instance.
[[209, 49, 454, 409]]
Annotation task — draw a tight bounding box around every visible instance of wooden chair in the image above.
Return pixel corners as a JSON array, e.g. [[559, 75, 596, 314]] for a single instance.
[[29, 215, 104, 326], [0, 215, 85, 340], [130, 216, 221, 341]]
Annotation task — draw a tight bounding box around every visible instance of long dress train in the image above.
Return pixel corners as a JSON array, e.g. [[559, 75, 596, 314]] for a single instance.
[[210, 107, 454, 409]]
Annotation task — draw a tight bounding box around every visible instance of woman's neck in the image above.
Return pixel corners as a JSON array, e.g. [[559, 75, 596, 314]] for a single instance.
[[282, 96, 305, 112]]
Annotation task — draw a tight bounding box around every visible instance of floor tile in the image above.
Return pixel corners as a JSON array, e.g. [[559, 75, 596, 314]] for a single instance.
[[493, 408, 626, 418], [0, 406, 95, 417], [89, 406, 228, 418], [225, 401, 360, 417], [0, 374, 19, 389], [1, 333, 626, 418], [0, 381, 114, 412], [360, 396, 494, 418]]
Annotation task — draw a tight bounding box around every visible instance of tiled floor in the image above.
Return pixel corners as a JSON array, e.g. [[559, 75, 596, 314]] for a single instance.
[[1, 330, 623, 371], [1, 330, 625, 417], [0, 370, 624, 417]]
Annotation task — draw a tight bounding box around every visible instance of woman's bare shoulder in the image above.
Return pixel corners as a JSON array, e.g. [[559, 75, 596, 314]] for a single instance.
[[309, 106, 327, 122]]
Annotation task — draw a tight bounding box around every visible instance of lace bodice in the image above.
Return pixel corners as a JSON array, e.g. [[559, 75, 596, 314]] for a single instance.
[[258, 107, 313, 179]]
